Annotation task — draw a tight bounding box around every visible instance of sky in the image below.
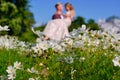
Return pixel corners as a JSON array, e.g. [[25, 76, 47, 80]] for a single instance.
[[29, 0, 120, 25]]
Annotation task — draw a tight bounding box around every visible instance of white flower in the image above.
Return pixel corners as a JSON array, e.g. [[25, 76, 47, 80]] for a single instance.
[[39, 63, 44, 66], [6, 61, 22, 80], [0, 25, 9, 31], [32, 46, 39, 53], [8, 73, 16, 80], [112, 56, 120, 67], [38, 42, 49, 50], [17, 41, 26, 47], [60, 42, 67, 47], [14, 61, 22, 70], [53, 44, 65, 52], [36, 77, 40, 80], [73, 41, 84, 48], [4, 25, 10, 31], [80, 57, 85, 61], [81, 24, 86, 30], [27, 67, 38, 74], [6, 66, 16, 80], [6, 66, 16, 74], [65, 56, 74, 64], [32, 45, 42, 56], [29, 78, 35, 80], [36, 38, 42, 43], [0, 75, 7, 80], [0, 36, 18, 49], [31, 27, 43, 38], [67, 39, 73, 45], [71, 68, 76, 80]]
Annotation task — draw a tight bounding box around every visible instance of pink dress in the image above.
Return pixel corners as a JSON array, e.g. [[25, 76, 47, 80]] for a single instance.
[[43, 12, 72, 41]]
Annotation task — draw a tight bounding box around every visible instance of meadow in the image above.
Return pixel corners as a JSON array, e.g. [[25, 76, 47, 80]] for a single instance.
[[0, 25, 120, 80]]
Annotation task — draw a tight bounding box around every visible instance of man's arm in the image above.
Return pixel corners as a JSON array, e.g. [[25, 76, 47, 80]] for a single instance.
[[52, 14, 61, 20]]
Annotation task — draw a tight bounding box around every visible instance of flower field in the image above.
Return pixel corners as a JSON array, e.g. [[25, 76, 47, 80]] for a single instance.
[[0, 25, 120, 80]]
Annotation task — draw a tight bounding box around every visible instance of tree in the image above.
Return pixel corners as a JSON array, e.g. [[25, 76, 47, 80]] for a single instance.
[[106, 16, 120, 23], [69, 16, 86, 31], [74, 16, 86, 25], [87, 19, 100, 30], [69, 16, 100, 31], [0, 0, 35, 35]]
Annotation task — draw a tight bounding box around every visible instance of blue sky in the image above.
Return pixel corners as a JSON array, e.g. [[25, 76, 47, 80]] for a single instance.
[[29, 0, 120, 24]]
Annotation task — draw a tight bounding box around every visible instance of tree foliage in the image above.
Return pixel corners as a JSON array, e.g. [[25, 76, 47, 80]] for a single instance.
[[69, 16, 86, 31], [87, 19, 100, 30], [106, 16, 120, 23], [0, 0, 35, 35], [69, 16, 100, 31]]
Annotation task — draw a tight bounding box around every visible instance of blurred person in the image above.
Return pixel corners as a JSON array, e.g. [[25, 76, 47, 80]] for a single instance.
[[43, 2, 75, 41]]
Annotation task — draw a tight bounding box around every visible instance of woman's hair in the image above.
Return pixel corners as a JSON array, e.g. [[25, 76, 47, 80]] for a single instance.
[[65, 2, 74, 10]]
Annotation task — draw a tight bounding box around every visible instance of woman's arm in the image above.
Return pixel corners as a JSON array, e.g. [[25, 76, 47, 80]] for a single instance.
[[63, 13, 71, 18], [63, 10, 75, 18]]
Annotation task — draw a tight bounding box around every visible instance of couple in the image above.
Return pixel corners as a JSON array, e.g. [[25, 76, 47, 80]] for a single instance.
[[43, 2, 75, 41]]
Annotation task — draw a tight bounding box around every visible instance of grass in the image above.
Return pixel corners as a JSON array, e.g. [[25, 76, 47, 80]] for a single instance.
[[0, 46, 120, 80], [0, 49, 38, 79], [0, 25, 120, 79]]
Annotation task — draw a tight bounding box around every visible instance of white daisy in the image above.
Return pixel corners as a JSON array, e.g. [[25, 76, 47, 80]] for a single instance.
[[27, 67, 38, 74], [112, 56, 120, 67], [6, 66, 16, 74], [29, 78, 35, 80], [8, 73, 16, 80], [14, 61, 22, 70], [65, 56, 74, 64]]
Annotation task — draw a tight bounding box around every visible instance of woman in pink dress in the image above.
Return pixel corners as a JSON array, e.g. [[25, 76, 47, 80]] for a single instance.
[[43, 3, 75, 41]]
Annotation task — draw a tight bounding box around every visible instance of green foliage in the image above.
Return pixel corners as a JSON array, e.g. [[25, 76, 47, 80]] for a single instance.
[[0, 49, 39, 79], [0, 0, 35, 35], [18, 25, 46, 42], [69, 16, 100, 31], [87, 19, 100, 30], [0, 47, 120, 80], [0, 2, 20, 35], [34, 25, 46, 31], [69, 16, 86, 32], [18, 29, 37, 42], [74, 16, 86, 25]]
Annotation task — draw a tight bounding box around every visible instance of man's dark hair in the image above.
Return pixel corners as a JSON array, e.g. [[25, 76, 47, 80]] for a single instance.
[[55, 3, 61, 9]]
